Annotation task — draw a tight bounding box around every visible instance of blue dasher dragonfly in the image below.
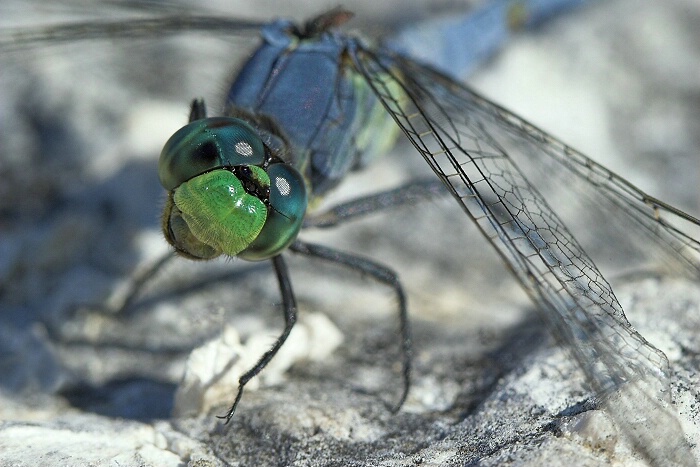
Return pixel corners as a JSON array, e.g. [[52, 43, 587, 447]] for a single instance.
[[1, 0, 699, 465]]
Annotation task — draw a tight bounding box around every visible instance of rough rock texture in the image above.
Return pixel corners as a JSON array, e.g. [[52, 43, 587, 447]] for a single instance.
[[1, 0, 699, 466]]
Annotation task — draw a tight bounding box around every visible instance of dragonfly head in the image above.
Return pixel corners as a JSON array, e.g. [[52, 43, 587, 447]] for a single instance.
[[158, 117, 307, 261]]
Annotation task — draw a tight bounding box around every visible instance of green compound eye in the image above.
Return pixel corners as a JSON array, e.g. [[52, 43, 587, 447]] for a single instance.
[[158, 117, 266, 191], [239, 163, 307, 261], [160, 118, 307, 261]]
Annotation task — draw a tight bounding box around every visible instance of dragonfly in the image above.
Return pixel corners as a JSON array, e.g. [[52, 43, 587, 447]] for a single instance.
[[1, 0, 698, 465]]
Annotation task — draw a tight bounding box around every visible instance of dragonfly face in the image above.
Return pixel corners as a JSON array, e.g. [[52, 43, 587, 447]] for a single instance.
[[159, 116, 307, 260]]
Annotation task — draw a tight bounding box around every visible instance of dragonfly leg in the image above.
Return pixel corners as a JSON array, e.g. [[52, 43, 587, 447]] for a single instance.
[[45, 250, 178, 342], [219, 254, 297, 423], [188, 98, 207, 122], [303, 178, 447, 229], [289, 239, 411, 413], [109, 251, 178, 314]]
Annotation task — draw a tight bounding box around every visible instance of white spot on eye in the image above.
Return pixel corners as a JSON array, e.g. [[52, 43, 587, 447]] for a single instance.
[[235, 141, 253, 157], [275, 176, 291, 196]]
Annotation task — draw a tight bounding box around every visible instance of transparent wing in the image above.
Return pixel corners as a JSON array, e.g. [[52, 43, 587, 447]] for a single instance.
[[0, 16, 264, 50], [352, 45, 698, 465], [0, 0, 265, 51]]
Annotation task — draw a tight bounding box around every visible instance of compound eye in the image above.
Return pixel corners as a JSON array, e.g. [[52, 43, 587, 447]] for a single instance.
[[158, 117, 266, 190], [238, 163, 308, 261], [267, 164, 307, 221]]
